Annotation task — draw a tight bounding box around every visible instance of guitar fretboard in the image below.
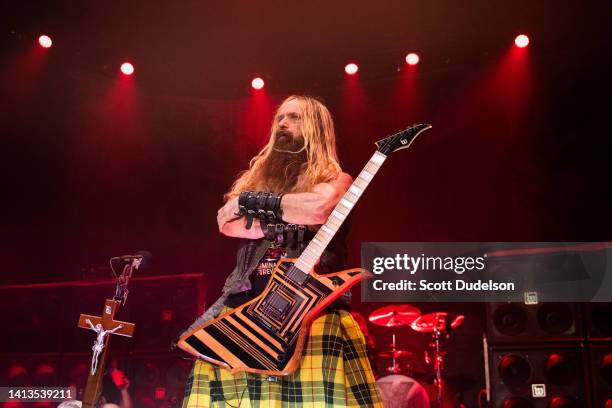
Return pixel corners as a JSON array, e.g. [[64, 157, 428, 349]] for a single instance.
[[293, 150, 388, 274]]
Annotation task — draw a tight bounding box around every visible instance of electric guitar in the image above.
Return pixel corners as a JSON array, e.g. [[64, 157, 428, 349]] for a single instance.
[[177, 123, 432, 375]]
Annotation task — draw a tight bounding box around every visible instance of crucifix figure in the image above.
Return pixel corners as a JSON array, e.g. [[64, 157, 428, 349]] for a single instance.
[[78, 299, 135, 408], [84, 319, 124, 375]]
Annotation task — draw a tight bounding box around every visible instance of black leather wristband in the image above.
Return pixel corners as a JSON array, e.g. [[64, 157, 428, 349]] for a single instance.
[[235, 191, 283, 230]]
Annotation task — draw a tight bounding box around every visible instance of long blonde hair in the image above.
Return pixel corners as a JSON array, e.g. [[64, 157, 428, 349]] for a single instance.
[[225, 95, 341, 200]]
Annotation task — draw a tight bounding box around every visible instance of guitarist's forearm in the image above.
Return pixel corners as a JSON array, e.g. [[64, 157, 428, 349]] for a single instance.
[[217, 173, 351, 236], [280, 192, 335, 224], [220, 195, 326, 235], [220, 217, 265, 239]]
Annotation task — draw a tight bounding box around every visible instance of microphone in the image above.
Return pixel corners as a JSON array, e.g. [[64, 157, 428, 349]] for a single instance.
[[111, 250, 153, 269]]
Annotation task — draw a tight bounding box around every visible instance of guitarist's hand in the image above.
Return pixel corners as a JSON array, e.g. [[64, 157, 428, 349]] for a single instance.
[[217, 197, 240, 229], [217, 197, 265, 239]]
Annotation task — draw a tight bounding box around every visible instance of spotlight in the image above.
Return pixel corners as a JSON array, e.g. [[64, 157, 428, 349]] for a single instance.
[[344, 63, 358, 75], [514, 34, 530, 48], [120, 62, 134, 76], [161, 309, 173, 322], [251, 77, 264, 90], [35, 364, 56, 386], [8, 363, 28, 386], [405, 53, 420, 65], [38, 35, 52, 48], [155, 387, 166, 400]]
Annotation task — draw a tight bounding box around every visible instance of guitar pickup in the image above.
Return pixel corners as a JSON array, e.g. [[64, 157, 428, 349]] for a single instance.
[[261, 293, 291, 322]]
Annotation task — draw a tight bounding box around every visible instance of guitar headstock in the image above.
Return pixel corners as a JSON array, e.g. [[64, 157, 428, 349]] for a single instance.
[[375, 123, 432, 156]]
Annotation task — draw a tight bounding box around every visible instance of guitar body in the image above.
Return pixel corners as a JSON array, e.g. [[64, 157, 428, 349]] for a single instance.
[[178, 258, 369, 376]]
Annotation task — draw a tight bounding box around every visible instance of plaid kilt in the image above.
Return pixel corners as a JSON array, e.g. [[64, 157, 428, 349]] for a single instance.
[[182, 309, 382, 407]]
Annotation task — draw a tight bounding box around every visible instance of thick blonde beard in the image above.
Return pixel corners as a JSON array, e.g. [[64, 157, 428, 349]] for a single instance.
[[261, 132, 308, 193]]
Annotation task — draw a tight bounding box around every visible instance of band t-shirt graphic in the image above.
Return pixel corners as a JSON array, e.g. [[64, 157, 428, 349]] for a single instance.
[[249, 246, 286, 296], [225, 246, 286, 308]]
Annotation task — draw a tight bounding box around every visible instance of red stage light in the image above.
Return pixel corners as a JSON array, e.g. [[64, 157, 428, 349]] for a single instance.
[[161, 309, 173, 322], [38, 35, 52, 48], [8, 364, 27, 380], [344, 63, 358, 75], [514, 34, 530, 48], [35, 364, 55, 377], [251, 77, 264, 90], [120, 62, 134, 75], [35, 364, 56, 386], [155, 387, 166, 400], [405, 53, 420, 65]]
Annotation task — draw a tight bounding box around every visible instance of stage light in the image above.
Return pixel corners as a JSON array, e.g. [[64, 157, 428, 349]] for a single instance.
[[344, 63, 358, 75], [161, 309, 173, 322], [120, 62, 134, 75], [155, 387, 166, 400], [405, 53, 419, 65], [514, 34, 530, 48], [35, 364, 56, 386], [251, 77, 264, 90], [38, 35, 52, 48], [8, 364, 28, 385]]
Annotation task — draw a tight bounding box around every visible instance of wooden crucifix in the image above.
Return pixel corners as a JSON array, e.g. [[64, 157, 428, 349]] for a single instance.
[[78, 299, 135, 408]]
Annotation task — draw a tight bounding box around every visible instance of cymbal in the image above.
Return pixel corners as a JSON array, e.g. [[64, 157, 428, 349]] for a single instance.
[[410, 312, 465, 333], [369, 304, 421, 327], [377, 350, 413, 358]]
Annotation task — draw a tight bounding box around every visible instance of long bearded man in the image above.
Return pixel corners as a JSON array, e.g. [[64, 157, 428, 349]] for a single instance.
[[181, 95, 382, 407]]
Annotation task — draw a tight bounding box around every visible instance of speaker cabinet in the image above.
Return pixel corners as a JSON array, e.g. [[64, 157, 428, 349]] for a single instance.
[[589, 341, 612, 408], [488, 343, 589, 408], [486, 302, 583, 344]]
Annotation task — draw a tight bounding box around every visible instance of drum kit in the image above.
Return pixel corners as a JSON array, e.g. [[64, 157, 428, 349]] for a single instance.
[[368, 304, 465, 408]]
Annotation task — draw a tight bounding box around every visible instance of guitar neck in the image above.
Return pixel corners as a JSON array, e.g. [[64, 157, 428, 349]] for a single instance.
[[294, 150, 388, 273]]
